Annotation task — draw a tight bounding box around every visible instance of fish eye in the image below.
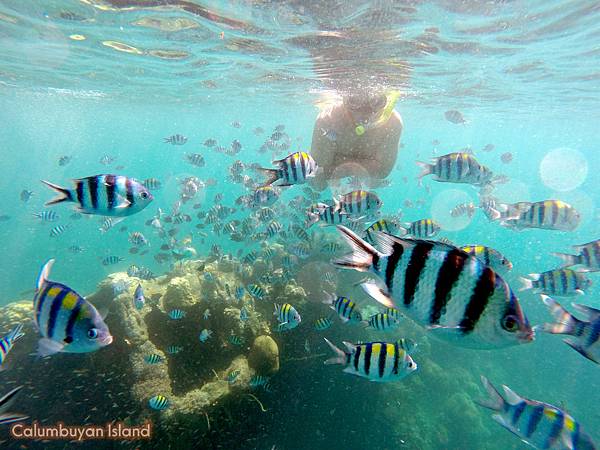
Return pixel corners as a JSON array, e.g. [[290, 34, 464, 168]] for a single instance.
[[87, 328, 99, 339], [140, 191, 149, 199], [501, 315, 518, 332]]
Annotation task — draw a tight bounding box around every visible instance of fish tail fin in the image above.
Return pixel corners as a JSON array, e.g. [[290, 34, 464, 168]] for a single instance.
[[518, 276, 535, 292], [332, 225, 381, 272], [6, 324, 24, 342], [474, 376, 505, 412], [415, 161, 432, 185], [36, 259, 55, 292], [41, 180, 73, 206], [323, 338, 347, 365], [541, 295, 582, 336], [321, 291, 335, 306], [257, 168, 281, 187], [551, 252, 580, 268], [273, 303, 281, 316]]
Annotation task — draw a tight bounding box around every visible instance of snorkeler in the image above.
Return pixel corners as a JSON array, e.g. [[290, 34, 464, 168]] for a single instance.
[[310, 90, 403, 191]]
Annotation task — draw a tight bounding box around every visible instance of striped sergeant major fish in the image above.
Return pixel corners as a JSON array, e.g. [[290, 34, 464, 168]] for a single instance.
[[399, 219, 441, 238], [460, 245, 513, 273], [163, 134, 187, 145], [33, 259, 113, 357], [364, 219, 402, 245], [553, 239, 600, 272], [476, 375, 596, 449], [41, 175, 153, 217], [541, 295, 600, 365], [49, 224, 70, 237], [332, 226, 534, 349], [133, 283, 145, 310], [0, 324, 25, 369], [314, 317, 333, 331], [33, 211, 59, 222], [306, 205, 354, 228], [257, 151, 317, 187], [322, 292, 362, 323], [362, 313, 400, 331], [0, 386, 29, 425], [497, 200, 580, 232], [333, 190, 382, 217], [274, 303, 301, 331], [323, 339, 417, 382], [520, 269, 591, 297], [417, 152, 496, 187], [148, 395, 170, 410], [253, 186, 279, 207]]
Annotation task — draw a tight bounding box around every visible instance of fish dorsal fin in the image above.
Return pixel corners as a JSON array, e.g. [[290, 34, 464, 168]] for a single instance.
[[571, 303, 600, 320], [342, 341, 357, 353], [37, 259, 55, 291], [501, 385, 522, 406]]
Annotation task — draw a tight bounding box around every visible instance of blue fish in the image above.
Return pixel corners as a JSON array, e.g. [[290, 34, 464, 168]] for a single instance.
[[227, 370, 240, 384], [42, 174, 153, 217], [134, 283, 145, 310], [239, 307, 249, 322], [144, 354, 163, 364], [235, 287, 245, 301], [0, 324, 25, 369], [33, 259, 113, 357]]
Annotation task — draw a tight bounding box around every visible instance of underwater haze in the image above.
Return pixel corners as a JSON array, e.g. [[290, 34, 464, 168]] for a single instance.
[[0, 1, 599, 449]]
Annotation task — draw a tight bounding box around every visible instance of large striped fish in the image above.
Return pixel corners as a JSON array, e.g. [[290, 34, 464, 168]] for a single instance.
[[476, 376, 596, 450], [553, 239, 600, 272], [41, 174, 153, 217], [258, 151, 317, 187], [33, 259, 113, 357], [324, 339, 417, 382], [333, 190, 382, 217], [332, 226, 534, 349], [417, 152, 494, 187]]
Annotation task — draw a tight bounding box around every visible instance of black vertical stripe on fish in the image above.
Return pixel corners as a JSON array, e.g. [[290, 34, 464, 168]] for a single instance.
[[403, 242, 434, 306], [281, 160, 290, 183], [76, 181, 85, 208], [538, 203, 545, 226], [64, 297, 83, 343], [456, 155, 463, 179], [392, 341, 399, 374], [299, 154, 306, 179], [525, 405, 544, 438], [444, 156, 451, 179], [105, 175, 116, 210], [560, 270, 568, 293], [511, 401, 526, 425], [125, 177, 135, 207], [35, 284, 52, 326], [384, 241, 404, 291], [47, 288, 69, 338], [459, 267, 496, 333], [290, 155, 298, 182], [363, 343, 372, 375], [378, 344, 386, 378], [88, 176, 99, 210], [430, 249, 466, 324], [353, 345, 361, 371]]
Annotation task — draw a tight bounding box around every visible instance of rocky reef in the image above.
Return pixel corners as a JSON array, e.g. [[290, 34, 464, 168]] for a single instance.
[[0, 251, 517, 450]]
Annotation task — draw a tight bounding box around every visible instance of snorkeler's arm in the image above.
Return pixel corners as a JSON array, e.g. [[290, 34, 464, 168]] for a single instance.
[[310, 117, 336, 191]]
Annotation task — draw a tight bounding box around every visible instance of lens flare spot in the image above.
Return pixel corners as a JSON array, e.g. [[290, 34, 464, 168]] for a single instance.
[[540, 147, 588, 192]]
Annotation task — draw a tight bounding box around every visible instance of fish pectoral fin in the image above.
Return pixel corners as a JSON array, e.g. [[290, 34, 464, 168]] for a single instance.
[[36, 338, 65, 357], [115, 195, 132, 209], [361, 281, 395, 308]]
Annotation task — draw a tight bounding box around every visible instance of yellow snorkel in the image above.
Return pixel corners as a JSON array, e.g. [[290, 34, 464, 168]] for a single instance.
[[354, 90, 401, 136]]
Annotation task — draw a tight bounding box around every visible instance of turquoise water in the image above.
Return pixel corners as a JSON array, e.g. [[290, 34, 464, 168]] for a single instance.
[[0, 1, 599, 449]]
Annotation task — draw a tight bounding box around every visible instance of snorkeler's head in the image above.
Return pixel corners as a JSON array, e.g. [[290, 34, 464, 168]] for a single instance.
[[343, 90, 387, 125]]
